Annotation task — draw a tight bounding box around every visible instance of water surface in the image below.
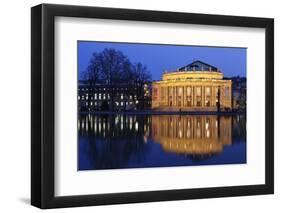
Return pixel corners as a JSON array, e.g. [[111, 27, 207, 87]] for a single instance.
[[78, 114, 246, 170]]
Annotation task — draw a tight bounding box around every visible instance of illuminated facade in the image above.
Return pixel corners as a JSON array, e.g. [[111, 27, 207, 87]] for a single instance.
[[152, 61, 232, 111], [78, 81, 151, 112]]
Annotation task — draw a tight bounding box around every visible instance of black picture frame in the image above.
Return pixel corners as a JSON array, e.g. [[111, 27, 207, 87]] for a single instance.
[[31, 3, 274, 209]]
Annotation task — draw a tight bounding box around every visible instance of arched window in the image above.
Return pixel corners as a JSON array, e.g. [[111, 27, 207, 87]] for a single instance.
[[205, 87, 211, 106], [186, 87, 192, 106]]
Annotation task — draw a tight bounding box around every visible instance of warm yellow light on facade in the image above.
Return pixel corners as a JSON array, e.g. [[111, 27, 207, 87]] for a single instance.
[[152, 61, 232, 111]]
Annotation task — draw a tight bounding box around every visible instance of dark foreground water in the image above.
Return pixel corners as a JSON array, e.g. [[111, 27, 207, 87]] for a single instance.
[[78, 114, 246, 170]]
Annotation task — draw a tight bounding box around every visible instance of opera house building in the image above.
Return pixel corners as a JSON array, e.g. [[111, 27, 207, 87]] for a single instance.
[[152, 60, 232, 111]]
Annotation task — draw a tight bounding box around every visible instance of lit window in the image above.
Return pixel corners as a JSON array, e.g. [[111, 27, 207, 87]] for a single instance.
[[215, 88, 219, 97], [206, 87, 211, 96], [178, 87, 183, 95], [187, 97, 192, 106], [187, 87, 191, 96], [196, 87, 201, 96], [169, 88, 173, 95]]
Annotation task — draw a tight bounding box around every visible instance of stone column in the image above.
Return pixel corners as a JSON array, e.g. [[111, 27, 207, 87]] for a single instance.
[[175, 86, 178, 106], [193, 86, 196, 106], [192, 85, 194, 107], [202, 86, 205, 107], [178, 86, 182, 107], [221, 86, 224, 107], [182, 86, 185, 106], [171, 87, 173, 106], [166, 87, 169, 105], [173, 86, 175, 106], [190, 86, 192, 107], [162, 86, 165, 106], [159, 87, 161, 107], [210, 86, 213, 106], [178, 86, 180, 107], [181, 86, 183, 107], [177, 86, 180, 107], [212, 86, 215, 107], [170, 87, 172, 106], [167, 87, 170, 107], [166, 87, 169, 106], [165, 87, 167, 106]]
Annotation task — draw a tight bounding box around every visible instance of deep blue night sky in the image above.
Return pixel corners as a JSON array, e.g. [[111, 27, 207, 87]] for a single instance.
[[78, 41, 246, 80]]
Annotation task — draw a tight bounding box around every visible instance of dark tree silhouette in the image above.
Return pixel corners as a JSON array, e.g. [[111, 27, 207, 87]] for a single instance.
[[83, 48, 151, 111], [132, 62, 151, 109], [132, 62, 151, 85]]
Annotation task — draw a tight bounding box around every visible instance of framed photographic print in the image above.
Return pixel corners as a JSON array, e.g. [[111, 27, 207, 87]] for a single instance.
[[31, 3, 274, 209]]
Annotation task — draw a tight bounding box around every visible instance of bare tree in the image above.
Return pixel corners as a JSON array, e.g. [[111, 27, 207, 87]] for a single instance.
[[132, 63, 152, 109], [83, 48, 151, 111]]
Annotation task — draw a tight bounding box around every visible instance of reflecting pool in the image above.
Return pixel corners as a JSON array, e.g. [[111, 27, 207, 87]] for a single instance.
[[78, 114, 246, 170]]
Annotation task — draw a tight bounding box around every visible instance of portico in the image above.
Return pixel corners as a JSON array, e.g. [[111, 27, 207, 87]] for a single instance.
[[152, 61, 232, 111]]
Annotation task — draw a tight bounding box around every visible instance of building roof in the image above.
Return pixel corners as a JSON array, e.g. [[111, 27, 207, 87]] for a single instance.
[[178, 60, 219, 72]]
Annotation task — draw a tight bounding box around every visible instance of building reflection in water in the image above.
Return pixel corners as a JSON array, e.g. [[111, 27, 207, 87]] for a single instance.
[[78, 114, 152, 170], [78, 114, 151, 141], [151, 115, 232, 155], [78, 114, 246, 170]]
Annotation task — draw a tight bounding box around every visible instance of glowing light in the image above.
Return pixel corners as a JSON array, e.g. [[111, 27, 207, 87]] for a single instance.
[[94, 122, 97, 133], [135, 122, 139, 131], [206, 130, 210, 138], [179, 130, 182, 138]]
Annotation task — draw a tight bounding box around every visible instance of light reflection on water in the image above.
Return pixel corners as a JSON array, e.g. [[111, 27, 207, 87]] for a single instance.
[[78, 114, 246, 170]]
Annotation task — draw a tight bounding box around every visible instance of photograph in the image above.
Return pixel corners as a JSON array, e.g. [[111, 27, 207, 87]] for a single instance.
[[77, 41, 247, 171], [30, 3, 274, 209]]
